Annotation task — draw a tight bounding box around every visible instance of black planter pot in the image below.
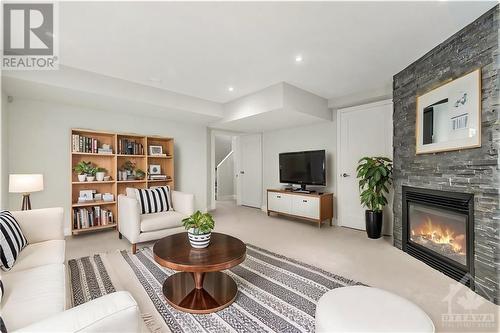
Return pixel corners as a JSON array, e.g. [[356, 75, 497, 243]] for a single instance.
[[365, 210, 383, 239]]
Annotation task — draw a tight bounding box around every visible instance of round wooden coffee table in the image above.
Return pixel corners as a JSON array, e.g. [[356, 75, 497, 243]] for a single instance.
[[153, 232, 246, 314]]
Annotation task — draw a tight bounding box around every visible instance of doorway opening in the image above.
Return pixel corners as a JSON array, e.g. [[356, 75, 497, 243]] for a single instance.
[[210, 130, 262, 211], [214, 134, 236, 207]]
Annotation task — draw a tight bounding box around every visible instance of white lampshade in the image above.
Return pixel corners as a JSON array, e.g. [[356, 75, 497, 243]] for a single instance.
[[9, 174, 44, 193]]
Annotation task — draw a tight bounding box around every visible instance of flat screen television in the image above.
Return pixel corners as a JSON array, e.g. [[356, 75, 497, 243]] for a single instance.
[[279, 150, 326, 190]]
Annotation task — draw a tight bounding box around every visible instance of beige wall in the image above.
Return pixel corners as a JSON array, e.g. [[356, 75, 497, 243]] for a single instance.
[[1, 93, 8, 208], [7, 98, 208, 234], [262, 119, 337, 213]]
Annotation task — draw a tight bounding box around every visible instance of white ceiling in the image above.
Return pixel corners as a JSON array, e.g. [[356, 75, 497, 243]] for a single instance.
[[58, 1, 496, 104]]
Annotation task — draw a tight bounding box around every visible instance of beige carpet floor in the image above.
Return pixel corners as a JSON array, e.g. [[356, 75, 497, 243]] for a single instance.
[[66, 200, 499, 333]]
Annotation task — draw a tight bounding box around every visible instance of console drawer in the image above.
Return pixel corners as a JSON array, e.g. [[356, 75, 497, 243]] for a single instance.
[[291, 196, 320, 219], [268, 192, 292, 214]]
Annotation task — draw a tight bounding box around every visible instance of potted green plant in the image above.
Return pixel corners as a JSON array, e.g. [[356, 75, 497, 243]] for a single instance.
[[73, 161, 92, 182], [182, 211, 215, 248], [95, 167, 107, 181], [86, 166, 97, 182], [135, 168, 146, 180], [356, 156, 393, 239]]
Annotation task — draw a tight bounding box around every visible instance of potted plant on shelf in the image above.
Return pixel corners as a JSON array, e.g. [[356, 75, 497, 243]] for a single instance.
[[95, 167, 107, 181], [135, 168, 146, 180], [86, 166, 97, 182], [356, 156, 393, 239], [182, 211, 215, 248], [122, 160, 136, 180], [73, 161, 92, 182]]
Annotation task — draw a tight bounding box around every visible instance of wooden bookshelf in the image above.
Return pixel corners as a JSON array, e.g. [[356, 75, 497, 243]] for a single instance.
[[70, 129, 175, 235]]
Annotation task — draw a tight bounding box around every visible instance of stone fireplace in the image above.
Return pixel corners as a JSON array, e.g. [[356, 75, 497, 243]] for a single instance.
[[393, 6, 498, 304], [402, 186, 474, 287]]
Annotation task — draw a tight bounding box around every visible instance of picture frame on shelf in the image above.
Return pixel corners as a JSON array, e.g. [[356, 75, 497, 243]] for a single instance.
[[78, 190, 96, 202], [149, 145, 164, 156], [149, 164, 161, 175]]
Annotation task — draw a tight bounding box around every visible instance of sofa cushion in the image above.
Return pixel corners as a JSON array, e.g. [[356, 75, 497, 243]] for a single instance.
[[135, 186, 172, 215], [2, 264, 65, 331], [140, 211, 184, 232], [126, 187, 137, 199], [0, 210, 28, 271], [6, 240, 65, 274]]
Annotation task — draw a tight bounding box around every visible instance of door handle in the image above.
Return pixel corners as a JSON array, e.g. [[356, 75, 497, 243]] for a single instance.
[[240, 171, 245, 174], [341, 173, 350, 177]]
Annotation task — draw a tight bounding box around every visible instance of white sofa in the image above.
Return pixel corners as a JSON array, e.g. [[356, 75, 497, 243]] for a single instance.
[[1, 207, 141, 332], [118, 188, 194, 253]]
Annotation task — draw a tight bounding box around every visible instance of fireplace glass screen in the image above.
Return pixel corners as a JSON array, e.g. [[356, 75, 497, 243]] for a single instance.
[[409, 203, 467, 266]]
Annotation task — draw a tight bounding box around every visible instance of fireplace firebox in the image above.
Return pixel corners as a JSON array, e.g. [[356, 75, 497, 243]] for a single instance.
[[402, 186, 474, 288]]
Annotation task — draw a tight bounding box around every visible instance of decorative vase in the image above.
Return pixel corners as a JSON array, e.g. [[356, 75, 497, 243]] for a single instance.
[[86, 175, 95, 182], [77, 174, 86, 182], [365, 210, 383, 239], [187, 228, 211, 248], [96, 172, 105, 181]]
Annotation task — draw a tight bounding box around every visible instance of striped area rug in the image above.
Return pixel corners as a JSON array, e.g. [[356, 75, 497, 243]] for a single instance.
[[68, 254, 116, 306], [122, 244, 361, 333]]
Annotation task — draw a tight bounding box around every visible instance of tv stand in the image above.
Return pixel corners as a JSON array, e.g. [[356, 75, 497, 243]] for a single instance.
[[267, 189, 333, 228]]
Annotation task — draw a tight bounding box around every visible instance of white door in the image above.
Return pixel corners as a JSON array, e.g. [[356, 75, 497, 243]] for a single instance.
[[337, 100, 393, 231], [237, 133, 262, 208]]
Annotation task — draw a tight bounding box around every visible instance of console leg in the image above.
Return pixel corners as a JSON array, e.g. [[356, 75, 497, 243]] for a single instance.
[[118, 232, 122, 239], [267, 211, 270, 216], [132, 243, 137, 254], [329, 218, 332, 227]]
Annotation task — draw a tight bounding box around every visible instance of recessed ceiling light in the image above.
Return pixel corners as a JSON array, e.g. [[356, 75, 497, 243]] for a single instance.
[[227, 86, 234, 92], [295, 55, 303, 63]]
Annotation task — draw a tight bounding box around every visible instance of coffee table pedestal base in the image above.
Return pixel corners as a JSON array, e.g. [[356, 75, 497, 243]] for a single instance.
[[163, 271, 237, 314]]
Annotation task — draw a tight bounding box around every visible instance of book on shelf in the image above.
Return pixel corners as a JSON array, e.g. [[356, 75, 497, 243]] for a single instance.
[[149, 174, 168, 180], [72, 134, 111, 154], [118, 138, 144, 155], [97, 148, 113, 154], [73, 206, 114, 230]]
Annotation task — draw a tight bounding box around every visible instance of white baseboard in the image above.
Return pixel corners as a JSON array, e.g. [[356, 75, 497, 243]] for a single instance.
[[217, 195, 236, 201]]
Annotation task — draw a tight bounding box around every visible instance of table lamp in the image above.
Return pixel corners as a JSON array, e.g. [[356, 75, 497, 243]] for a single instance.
[[9, 174, 44, 210]]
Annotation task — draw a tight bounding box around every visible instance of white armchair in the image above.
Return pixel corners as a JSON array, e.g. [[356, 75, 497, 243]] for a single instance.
[[118, 188, 195, 253]]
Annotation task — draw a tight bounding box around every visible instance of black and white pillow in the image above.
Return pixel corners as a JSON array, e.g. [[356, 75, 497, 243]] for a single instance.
[[0, 279, 5, 333], [0, 210, 28, 271], [135, 186, 172, 215]]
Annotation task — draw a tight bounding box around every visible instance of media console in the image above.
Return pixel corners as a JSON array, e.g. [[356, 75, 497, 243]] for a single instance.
[[266, 189, 334, 228]]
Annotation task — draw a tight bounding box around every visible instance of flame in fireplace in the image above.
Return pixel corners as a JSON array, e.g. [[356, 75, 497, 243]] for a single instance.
[[411, 217, 466, 254]]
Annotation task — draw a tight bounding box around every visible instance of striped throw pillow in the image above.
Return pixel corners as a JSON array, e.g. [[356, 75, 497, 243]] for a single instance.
[[0, 210, 28, 271], [135, 186, 172, 215], [0, 279, 4, 333]]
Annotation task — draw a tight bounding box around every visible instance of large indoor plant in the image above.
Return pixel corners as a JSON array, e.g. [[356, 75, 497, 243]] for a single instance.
[[182, 211, 215, 248], [356, 156, 393, 239]]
